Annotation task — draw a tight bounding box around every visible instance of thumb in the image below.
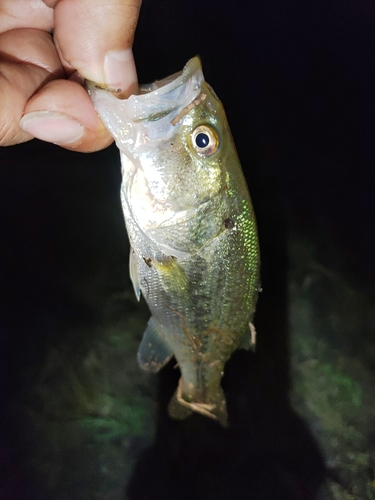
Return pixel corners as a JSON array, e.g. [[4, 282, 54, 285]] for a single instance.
[[52, 0, 142, 97]]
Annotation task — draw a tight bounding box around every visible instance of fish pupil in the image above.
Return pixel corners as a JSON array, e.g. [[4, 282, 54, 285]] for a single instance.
[[195, 132, 210, 148]]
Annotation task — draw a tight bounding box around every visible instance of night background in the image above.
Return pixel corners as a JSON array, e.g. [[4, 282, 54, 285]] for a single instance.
[[1, 0, 374, 498]]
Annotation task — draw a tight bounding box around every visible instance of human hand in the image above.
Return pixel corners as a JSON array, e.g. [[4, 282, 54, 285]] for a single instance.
[[0, 0, 141, 152]]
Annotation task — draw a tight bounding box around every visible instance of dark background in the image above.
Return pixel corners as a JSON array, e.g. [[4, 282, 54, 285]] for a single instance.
[[134, 0, 375, 283], [0, 0, 374, 498]]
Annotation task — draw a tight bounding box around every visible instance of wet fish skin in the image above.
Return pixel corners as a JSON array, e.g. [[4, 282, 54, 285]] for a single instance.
[[87, 57, 260, 426]]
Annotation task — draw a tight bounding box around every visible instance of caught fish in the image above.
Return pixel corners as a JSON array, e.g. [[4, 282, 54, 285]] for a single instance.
[[87, 57, 260, 426]]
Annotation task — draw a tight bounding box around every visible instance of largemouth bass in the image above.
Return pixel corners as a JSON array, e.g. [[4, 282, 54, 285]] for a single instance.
[[87, 57, 260, 426]]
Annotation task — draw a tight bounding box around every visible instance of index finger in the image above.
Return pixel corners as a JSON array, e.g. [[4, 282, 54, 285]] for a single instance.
[[48, 0, 141, 96]]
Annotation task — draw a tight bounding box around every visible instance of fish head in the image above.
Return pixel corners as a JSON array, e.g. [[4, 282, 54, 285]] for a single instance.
[[87, 57, 234, 229]]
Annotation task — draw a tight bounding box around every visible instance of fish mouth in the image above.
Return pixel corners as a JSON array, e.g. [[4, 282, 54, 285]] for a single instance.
[[139, 70, 181, 93], [139, 56, 202, 94], [87, 56, 205, 144], [127, 56, 205, 126]]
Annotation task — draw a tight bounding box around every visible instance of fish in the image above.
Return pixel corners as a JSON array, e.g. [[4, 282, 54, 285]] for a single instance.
[[87, 57, 260, 426]]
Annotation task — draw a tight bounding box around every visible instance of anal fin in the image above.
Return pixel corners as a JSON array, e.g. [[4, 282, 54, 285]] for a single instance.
[[137, 318, 173, 372]]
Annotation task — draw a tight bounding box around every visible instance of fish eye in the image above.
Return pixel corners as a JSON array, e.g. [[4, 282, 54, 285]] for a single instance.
[[191, 125, 219, 156]]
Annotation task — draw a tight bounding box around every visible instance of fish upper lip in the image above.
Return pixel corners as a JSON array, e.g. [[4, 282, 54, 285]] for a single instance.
[[170, 93, 207, 126]]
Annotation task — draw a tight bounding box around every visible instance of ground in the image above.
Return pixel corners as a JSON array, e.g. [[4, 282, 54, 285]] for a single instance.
[[2, 215, 373, 499], [289, 221, 375, 500]]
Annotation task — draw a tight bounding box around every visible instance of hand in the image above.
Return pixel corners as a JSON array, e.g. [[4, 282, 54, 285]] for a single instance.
[[0, 0, 141, 152]]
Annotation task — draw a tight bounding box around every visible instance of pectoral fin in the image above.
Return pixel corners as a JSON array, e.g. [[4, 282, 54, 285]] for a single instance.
[[137, 318, 173, 372], [153, 256, 189, 295], [129, 249, 141, 301]]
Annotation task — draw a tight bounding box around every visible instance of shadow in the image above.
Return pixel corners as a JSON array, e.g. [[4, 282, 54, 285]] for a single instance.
[[127, 179, 326, 500], [128, 366, 325, 500]]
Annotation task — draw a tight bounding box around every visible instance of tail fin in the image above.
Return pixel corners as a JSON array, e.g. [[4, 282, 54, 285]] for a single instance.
[[168, 377, 228, 427]]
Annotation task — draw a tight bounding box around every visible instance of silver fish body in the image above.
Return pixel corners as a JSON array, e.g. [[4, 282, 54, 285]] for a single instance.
[[87, 57, 260, 425]]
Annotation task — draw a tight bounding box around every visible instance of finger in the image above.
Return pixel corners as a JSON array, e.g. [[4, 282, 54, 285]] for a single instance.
[[0, 0, 53, 34], [0, 28, 64, 147], [49, 0, 142, 96], [20, 79, 113, 152]]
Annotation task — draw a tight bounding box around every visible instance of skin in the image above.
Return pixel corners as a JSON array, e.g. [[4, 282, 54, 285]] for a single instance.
[[0, 0, 142, 152]]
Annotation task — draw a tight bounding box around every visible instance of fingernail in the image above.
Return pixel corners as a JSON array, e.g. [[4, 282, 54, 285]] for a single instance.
[[104, 49, 138, 96], [20, 111, 84, 145]]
